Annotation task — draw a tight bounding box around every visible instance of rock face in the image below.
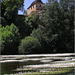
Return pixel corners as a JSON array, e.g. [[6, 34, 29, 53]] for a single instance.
[[27, 0, 44, 16]]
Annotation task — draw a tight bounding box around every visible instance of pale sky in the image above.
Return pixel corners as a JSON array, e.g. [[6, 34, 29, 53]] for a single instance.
[[18, 0, 47, 14]]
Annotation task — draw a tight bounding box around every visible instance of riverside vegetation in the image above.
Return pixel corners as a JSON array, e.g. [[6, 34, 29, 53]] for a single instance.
[[0, 0, 74, 75], [0, 0, 74, 55]]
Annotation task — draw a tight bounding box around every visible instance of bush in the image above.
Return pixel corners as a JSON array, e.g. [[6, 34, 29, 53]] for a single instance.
[[19, 36, 41, 54]]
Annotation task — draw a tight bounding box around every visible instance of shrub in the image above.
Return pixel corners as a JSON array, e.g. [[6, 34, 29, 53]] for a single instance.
[[19, 36, 41, 54]]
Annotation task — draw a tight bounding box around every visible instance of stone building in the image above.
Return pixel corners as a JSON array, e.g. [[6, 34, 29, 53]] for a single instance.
[[27, 0, 44, 16]]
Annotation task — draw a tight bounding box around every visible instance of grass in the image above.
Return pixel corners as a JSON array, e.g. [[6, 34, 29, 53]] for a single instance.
[[14, 67, 74, 75]]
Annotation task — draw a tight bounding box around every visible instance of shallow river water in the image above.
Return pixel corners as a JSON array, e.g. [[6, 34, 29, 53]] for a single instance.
[[1, 60, 43, 74], [1, 53, 75, 74]]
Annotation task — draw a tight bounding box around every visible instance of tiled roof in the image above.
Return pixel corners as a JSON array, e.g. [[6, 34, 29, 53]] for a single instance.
[[27, 0, 44, 9]]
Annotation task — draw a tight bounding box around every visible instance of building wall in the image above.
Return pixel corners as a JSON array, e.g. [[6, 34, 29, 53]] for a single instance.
[[36, 3, 44, 10], [27, 3, 44, 16], [27, 4, 36, 16]]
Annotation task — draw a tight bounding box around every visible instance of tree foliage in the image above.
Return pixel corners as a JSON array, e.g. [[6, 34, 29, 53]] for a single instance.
[[19, 36, 41, 54], [0, 0, 74, 54], [32, 0, 74, 53], [1, 23, 20, 54], [1, 0, 24, 25], [31, 26, 50, 53], [23, 13, 39, 36]]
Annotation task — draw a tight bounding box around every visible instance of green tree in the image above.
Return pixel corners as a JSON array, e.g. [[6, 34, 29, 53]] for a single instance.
[[15, 15, 26, 38], [1, 0, 24, 25], [32, 0, 74, 53], [19, 36, 41, 54], [1, 0, 26, 39], [31, 26, 50, 53], [15, 13, 40, 38], [24, 13, 39, 36], [1, 23, 20, 54]]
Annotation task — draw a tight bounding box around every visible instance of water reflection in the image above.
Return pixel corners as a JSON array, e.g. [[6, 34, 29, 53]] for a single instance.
[[1, 60, 43, 74], [1, 62, 19, 74]]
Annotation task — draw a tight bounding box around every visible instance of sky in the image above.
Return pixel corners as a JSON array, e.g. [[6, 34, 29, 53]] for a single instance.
[[18, 0, 47, 15]]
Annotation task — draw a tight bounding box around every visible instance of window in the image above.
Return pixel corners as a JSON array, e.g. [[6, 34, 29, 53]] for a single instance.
[[36, 5, 37, 7], [40, 5, 41, 7], [33, 5, 34, 8]]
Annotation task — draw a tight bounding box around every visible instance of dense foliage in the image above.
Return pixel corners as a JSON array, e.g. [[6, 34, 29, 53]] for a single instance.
[[16, 13, 39, 38], [31, 0, 74, 53], [1, 0, 74, 54], [19, 36, 41, 54], [1, 0, 24, 26], [1, 23, 20, 54], [31, 26, 49, 53], [24, 13, 39, 36]]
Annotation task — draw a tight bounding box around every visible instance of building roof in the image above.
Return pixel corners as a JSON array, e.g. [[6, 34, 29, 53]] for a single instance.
[[27, 0, 44, 9]]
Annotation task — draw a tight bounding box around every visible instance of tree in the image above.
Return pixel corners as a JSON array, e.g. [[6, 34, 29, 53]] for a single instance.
[[24, 13, 39, 36], [19, 36, 41, 54], [1, 0, 24, 25], [32, 0, 74, 53], [1, 23, 20, 54], [0, 17, 6, 26], [15, 15, 26, 38], [1, 0, 25, 39], [31, 26, 51, 53]]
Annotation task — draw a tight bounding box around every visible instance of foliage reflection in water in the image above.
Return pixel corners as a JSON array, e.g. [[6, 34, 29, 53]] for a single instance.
[[1, 60, 43, 74]]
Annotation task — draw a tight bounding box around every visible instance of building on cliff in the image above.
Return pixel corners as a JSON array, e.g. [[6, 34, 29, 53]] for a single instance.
[[27, 0, 44, 16]]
